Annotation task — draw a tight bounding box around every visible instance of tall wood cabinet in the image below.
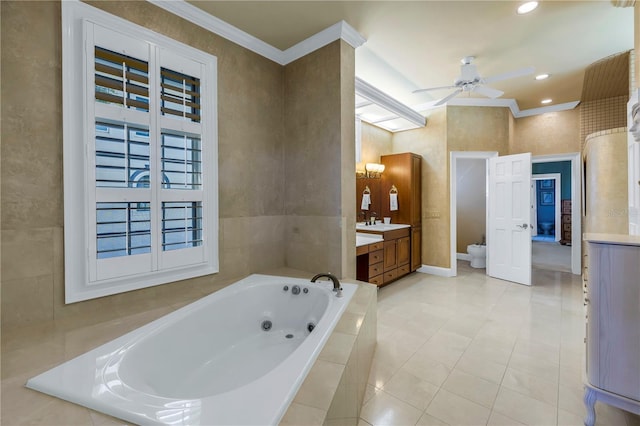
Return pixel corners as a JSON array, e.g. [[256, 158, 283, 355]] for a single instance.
[[583, 234, 640, 426], [381, 153, 422, 271]]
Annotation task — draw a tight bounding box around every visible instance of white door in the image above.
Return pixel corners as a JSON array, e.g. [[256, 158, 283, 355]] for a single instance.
[[530, 180, 537, 237], [488, 153, 532, 286]]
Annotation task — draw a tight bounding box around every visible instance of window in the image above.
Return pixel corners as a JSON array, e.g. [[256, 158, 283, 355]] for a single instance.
[[62, 2, 218, 303]]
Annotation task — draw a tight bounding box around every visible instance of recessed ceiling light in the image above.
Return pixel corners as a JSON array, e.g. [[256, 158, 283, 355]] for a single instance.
[[517, 1, 539, 14], [541, 99, 552, 104], [535, 74, 550, 80]]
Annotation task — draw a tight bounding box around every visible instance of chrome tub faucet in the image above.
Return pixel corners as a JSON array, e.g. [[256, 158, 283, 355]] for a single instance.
[[311, 273, 343, 297]]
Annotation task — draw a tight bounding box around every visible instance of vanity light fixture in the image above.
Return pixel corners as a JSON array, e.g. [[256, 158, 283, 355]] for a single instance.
[[541, 98, 552, 104], [535, 73, 550, 80], [517, 1, 539, 14], [357, 162, 385, 179]]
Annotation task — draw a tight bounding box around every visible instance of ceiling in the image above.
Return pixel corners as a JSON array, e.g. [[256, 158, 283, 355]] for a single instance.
[[186, 1, 634, 119]]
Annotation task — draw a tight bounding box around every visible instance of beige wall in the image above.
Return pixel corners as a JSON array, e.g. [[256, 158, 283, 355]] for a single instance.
[[360, 122, 393, 164], [283, 40, 356, 278], [584, 129, 629, 234], [511, 108, 581, 155], [393, 107, 449, 267], [448, 106, 510, 154], [1, 1, 353, 328]]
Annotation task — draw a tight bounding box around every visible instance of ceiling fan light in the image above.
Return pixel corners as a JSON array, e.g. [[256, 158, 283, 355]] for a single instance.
[[541, 99, 552, 104], [535, 73, 550, 80], [517, 1, 539, 14]]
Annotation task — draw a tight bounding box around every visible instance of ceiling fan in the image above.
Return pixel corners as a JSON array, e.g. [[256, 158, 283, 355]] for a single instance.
[[413, 56, 535, 106]]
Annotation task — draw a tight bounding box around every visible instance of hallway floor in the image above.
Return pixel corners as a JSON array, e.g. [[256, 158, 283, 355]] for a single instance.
[[532, 241, 572, 273], [360, 262, 640, 426]]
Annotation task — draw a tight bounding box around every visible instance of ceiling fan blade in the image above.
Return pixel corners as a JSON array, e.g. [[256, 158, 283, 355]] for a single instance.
[[412, 85, 458, 94], [472, 85, 504, 99], [434, 88, 463, 106], [482, 66, 535, 84]]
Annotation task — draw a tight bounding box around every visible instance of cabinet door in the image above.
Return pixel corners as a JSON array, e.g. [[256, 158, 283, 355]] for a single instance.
[[411, 227, 422, 271], [383, 240, 397, 271], [397, 236, 410, 266]]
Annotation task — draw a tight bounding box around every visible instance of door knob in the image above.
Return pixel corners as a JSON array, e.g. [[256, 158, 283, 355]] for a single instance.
[[516, 223, 529, 229]]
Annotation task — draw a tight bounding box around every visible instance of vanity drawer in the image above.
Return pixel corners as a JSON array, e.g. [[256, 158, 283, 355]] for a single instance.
[[369, 249, 384, 265], [563, 223, 572, 232], [369, 274, 384, 286], [398, 263, 411, 277], [383, 268, 397, 283], [369, 241, 384, 251], [369, 262, 384, 277]]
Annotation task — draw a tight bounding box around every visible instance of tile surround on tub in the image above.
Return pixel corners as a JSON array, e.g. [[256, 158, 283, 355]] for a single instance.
[[1, 268, 376, 426]]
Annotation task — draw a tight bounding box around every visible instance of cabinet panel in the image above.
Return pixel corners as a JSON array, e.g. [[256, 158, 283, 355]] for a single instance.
[[369, 275, 384, 286], [411, 227, 422, 271], [397, 236, 410, 266], [383, 241, 397, 271]]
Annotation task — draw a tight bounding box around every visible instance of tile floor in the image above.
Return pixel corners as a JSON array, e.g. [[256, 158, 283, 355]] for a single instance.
[[359, 262, 640, 426]]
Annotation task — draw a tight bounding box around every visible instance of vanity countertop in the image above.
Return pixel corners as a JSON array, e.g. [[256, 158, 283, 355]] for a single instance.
[[356, 232, 383, 248], [356, 223, 411, 232]]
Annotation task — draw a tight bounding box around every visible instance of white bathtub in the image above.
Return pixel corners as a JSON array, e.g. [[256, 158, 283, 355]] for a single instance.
[[26, 274, 357, 425]]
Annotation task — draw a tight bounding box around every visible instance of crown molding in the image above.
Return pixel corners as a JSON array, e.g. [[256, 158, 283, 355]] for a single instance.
[[356, 77, 426, 127], [148, 1, 365, 66], [282, 21, 366, 64], [514, 101, 581, 118], [412, 97, 580, 118]]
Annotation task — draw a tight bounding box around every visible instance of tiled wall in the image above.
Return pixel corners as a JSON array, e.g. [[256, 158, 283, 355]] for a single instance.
[[580, 96, 628, 149], [1, 2, 356, 328], [283, 41, 357, 279]]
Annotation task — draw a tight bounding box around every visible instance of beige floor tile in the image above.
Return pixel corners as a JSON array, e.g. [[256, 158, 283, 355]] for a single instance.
[[501, 367, 559, 406], [508, 352, 560, 384], [416, 412, 450, 425], [493, 386, 558, 426], [401, 354, 452, 387], [594, 402, 630, 426], [558, 383, 586, 417], [360, 390, 423, 426], [487, 410, 526, 426], [425, 389, 491, 426], [441, 369, 500, 408], [512, 337, 561, 365], [455, 351, 507, 384], [358, 418, 374, 426], [381, 369, 439, 411], [558, 408, 584, 426]]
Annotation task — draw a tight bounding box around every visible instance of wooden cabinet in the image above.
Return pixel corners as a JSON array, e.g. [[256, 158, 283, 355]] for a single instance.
[[380, 153, 422, 271], [356, 241, 384, 285], [357, 227, 412, 286], [561, 199, 572, 245], [583, 234, 640, 425]]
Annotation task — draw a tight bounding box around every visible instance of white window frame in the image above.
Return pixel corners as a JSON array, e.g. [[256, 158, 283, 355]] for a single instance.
[[62, 1, 218, 303]]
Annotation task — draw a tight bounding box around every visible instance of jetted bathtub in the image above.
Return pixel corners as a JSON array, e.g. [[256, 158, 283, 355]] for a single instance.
[[26, 274, 357, 425]]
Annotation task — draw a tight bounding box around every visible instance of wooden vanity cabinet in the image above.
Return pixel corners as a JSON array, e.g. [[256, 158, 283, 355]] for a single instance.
[[359, 227, 411, 286], [356, 241, 384, 285], [381, 153, 422, 271]]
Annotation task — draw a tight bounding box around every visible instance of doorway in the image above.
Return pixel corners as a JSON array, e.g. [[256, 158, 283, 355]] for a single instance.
[[450, 152, 581, 278], [531, 173, 561, 242]]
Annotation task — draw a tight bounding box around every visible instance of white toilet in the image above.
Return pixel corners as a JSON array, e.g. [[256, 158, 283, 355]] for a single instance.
[[467, 244, 487, 268]]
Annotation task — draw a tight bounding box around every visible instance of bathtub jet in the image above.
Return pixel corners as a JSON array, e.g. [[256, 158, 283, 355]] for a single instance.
[[25, 274, 357, 425]]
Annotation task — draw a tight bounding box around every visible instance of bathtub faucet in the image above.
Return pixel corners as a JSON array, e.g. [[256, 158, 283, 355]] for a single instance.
[[311, 273, 343, 298]]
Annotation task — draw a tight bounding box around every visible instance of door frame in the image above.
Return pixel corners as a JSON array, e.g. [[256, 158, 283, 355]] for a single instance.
[[531, 173, 562, 241], [532, 153, 581, 275], [450, 151, 498, 277]]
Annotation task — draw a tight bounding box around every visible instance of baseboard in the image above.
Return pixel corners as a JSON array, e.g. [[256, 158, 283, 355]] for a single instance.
[[456, 253, 471, 261], [416, 264, 455, 277]]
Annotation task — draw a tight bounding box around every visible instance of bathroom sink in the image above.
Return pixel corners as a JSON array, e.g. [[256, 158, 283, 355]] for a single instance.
[[356, 223, 410, 232]]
